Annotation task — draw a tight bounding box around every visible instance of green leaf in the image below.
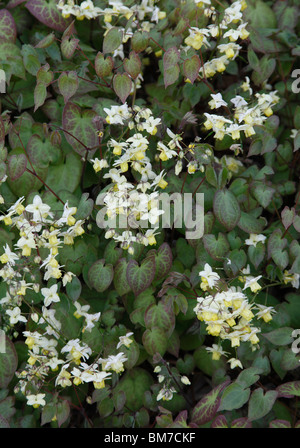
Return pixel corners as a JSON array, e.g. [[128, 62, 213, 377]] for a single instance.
[[34, 82, 47, 112], [142, 326, 168, 356], [66, 276, 82, 301], [104, 240, 122, 266], [205, 165, 218, 188], [238, 212, 265, 234], [74, 193, 94, 220], [163, 46, 180, 88], [88, 259, 114, 293], [144, 296, 175, 337], [126, 256, 156, 296], [0, 337, 18, 388], [248, 388, 278, 421], [248, 244, 265, 269], [35, 32, 55, 49], [124, 51, 141, 80], [203, 233, 230, 260], [218, 383, 251, 412], [267, 229, 288, 270], [36, 64, 53, 85], [45, 152, 81, 193], [113, 258, 131, 296], [95, 52, 114, 78], [114, 368, 153, 412], [21, 44, 40, 76], [262, 327, 294, 346], [224, 249, 246, 276], [131, 31, 149, 53], [213, 189, 241, 231], [58, 71, 79, 104], [103, 27, 123, 54], [190, 380, 230, 425], [56, 399, 70, 428], [183, 55, 200, 84], [61, 36, 79, 59], [113, 73, 132, 104], [252, 184, 275, 208], [7, 154, 27, 181], [236, 367, 262, 389], [27, 134, 61, 168], [244, 0, 277, 28], [62, 102, 98, 157], [149, 242, 173, 281]]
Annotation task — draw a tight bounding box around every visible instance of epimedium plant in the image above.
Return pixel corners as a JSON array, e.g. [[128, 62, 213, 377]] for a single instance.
[[0, 0, 299, 429]]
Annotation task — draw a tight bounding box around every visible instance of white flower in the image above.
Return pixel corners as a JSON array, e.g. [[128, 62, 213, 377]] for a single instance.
[[245, 234, 266, 247], [6, 306, 27, 325], [0, 244, 19, 265], [243, 275, 262, 293], [157, 386, 176, 401], [41, 284, 60, 307], [228, 358, 243, 369], [101, 352, 127, 373], [26, 393, 46, 408], [208, 93, 228, 109], [25, 195, 53, 222], [199, 263, 220, 290], [116, 332, 134, 349]]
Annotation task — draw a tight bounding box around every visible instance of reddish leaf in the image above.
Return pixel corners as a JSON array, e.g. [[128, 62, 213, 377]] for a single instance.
[[124, 51, 141, 79], [26, 0, 71, 32], [127, 256, 156, 296], [277, 381, 300, 398], [211, 415, 228, 428], [62, 102, 98, 157], [0, 9, 16, 43], [191, 380, 230, 426], [183, 55, 200, 84], [7, 154, 27, 181], [231, 417, 252, 428]]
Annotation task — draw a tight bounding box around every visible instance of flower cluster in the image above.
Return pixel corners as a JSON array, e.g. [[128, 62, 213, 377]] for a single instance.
[[58, 0, 166, 21], [203, 90, 280, 141], [194, 263, 276, 368], [154, 364, 191, 402], [93, 103, 190, 252], [184, 1, 248, 78], [0, 195, 85, 331]]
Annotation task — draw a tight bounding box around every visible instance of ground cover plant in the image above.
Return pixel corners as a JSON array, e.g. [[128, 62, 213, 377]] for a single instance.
[[0, 0, 299, 429]]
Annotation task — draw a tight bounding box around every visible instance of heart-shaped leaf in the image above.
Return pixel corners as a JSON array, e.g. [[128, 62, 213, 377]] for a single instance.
[[95, 52, 114, 78], [124, 51, 141, 79], [103, 27, 123, 54], [127, 256, 156, 296], [183, 55, 200, 84], [113, 73, 132, 104], [7, 153, 27, 181], [88, 259, 114, 293], [62, 102, 98, 157], [58, 71, 79, 104]]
